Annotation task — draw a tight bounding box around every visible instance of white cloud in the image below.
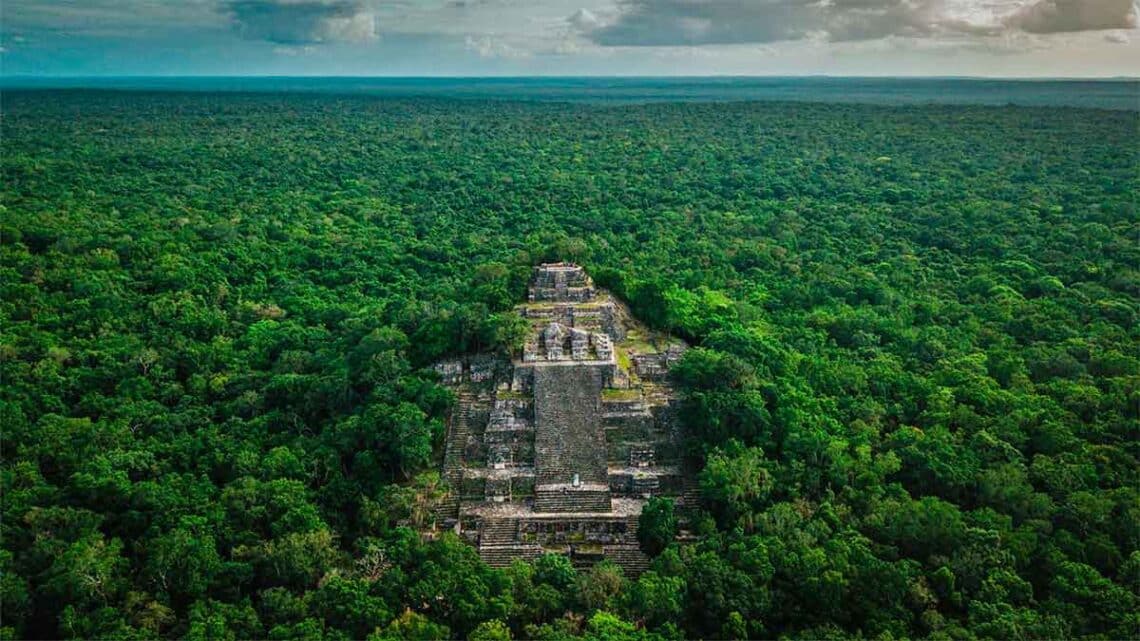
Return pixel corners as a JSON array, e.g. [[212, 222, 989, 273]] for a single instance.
[[273, 44, 318, 54], [568, 8, 601, 30], [464, 34, 532, 58]]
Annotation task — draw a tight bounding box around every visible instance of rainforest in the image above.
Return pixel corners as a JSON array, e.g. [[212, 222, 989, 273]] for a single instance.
[[1, 87, 1138, 640]]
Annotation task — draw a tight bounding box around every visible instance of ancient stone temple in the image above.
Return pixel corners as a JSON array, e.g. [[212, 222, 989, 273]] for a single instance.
[[431, 263, 693, 576]]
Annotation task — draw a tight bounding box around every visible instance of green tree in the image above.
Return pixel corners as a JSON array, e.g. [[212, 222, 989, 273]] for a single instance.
[[699, 444, 773, 531], [576, 561, 626, 613], [469, 619, 512, 641], [636, 498, 677, 557], [370, 610, 451, 641], [145, 516, 223, 607], [624, 571, 685, 629], [534, 554, 578, 592]]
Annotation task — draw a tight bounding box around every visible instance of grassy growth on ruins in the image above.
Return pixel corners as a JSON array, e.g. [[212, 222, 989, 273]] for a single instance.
[[1, 90, 1138, 640], [601, 388, 641, 401]]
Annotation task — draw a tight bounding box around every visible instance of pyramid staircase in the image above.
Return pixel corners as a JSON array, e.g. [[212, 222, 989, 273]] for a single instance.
[[480, 518, 520, 546], [434, 389, 483, 525], [678, 476, 702, 512], [532, 365, 611, 512], [534, 487, 612, 513], [604, 546, 651, 577], [478, 545, 544, 568]]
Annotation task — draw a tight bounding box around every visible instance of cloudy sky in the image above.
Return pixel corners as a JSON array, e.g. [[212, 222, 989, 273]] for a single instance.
[[2, 0, 1137, 76]]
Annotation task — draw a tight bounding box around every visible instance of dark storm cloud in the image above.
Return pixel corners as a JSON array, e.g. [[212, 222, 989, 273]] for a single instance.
[[579, 0, 1133, 46], [226, 0, 379, 44], [1005, 0, 1136, 33]]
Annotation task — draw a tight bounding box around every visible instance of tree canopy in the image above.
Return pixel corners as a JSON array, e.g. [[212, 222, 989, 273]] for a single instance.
[[2, 89, 1137, 639]]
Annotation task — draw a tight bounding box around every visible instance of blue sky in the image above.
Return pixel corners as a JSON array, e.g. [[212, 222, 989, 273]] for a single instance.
[[2, 0, 1137, 77]]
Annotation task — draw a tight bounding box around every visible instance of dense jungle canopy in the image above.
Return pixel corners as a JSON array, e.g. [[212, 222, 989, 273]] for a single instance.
[[1, 90, 1138, 640]]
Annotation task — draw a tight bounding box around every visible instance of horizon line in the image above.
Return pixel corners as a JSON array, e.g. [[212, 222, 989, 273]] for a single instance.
[[3, 73, 1138, 82]]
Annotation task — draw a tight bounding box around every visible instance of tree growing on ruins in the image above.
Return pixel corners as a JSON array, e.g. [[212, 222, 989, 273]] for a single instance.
[[636, 498, 677, 558]]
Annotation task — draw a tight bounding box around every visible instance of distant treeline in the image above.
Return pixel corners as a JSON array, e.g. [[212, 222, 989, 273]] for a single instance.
[[2, 77, 1138, 110]]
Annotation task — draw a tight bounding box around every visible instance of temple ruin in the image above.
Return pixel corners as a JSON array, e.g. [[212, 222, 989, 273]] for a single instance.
[[431, 263, 693, 576]]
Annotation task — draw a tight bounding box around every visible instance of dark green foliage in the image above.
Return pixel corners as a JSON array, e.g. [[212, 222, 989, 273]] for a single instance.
[[1, 90, 1137, 639], [636, 498, 677, 557]]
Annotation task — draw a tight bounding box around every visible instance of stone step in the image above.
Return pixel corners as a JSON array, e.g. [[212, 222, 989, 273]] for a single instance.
[[602, 410, 653, 420], [433, 495, 460, 523], [571, 555, 603, 570], [626, 515, 640, 537], [480, 518, 519, 546], [439, 390, 491, 525], [534, 488, 611, 513], [678, 477, 701, 510], [478, 545, 544, 568], [603, 546, 651, 578]]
